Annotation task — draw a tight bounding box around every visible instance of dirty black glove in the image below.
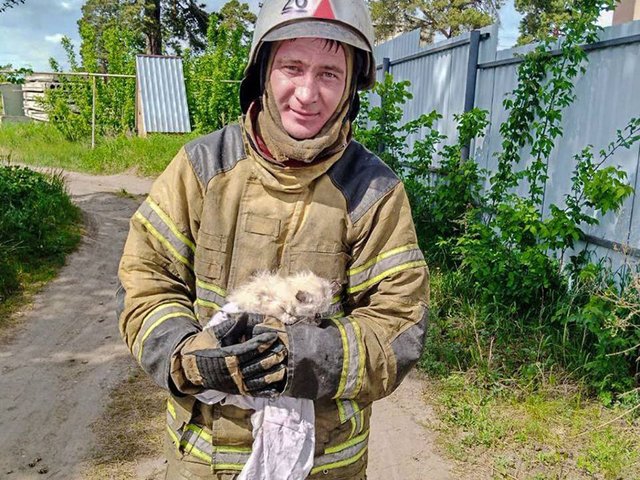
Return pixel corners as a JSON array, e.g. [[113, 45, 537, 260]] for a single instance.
[[253, 317, 344, 400], [179, 313, 287, 395], [209, 311, 266, 347]]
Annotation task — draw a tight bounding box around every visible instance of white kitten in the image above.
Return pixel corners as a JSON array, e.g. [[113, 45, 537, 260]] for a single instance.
[[227, 271, 338, 324]]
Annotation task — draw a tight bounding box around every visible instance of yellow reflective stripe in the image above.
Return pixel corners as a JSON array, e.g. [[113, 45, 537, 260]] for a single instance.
[[348, 260, 427, 294], [196, 278, 227, 297], [215, 446, 252, 454], [147, 198, 195, 252], [135, 211, 193, 267], [349, 417, 357, 438], [167, 428, 211, 463], [215, 464, 245, 471], [183, 443, 211, 463], [138, 312, 191, 362], [337, 399, 347, 423], [144, 301, 188, 319], [352, 321, 365, 395], [166, 422, 212, 464], [310, 430, 370, 475], [347, 244, 418, 276], [195, 298, 222, 311], [213, 445, 252, 471], [331, 318, 350, 398], [167, 399, 176, 420], [311, 445, 368, 474], [185, 424, 212, 443], [354, 409, 365, 436], [350, 399, 360, 415], [325, 429, 369, 455]]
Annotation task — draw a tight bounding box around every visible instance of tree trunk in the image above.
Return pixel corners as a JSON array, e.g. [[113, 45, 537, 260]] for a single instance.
[[143, 0, 162, 55]]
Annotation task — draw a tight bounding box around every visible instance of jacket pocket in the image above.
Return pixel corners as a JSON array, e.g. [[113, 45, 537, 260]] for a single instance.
[[245, 213, 281, 237], [194, 231, 227, 283], [289, 246, 350, 286]]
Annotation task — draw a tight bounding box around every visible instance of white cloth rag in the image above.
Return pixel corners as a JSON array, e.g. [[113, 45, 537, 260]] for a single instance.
[[196, 304, 315, 480]]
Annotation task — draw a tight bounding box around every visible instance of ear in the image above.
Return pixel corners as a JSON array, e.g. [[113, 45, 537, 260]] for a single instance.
[[295, 290, 313, 304]]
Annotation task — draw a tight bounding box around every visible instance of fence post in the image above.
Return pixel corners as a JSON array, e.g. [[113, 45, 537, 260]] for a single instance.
[[91, 75, 96, 150], [461, 30, 481, 160], [382, 57, 391, 75]]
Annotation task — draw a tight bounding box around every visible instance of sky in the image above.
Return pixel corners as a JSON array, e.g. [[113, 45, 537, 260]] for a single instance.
[[0, 0, 524, 72]]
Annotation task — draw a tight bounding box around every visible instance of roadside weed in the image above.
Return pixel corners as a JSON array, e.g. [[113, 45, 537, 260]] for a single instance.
[[576, 427, 637, 478], [0, 164, 82, 328], [428, 374, 640, 479]]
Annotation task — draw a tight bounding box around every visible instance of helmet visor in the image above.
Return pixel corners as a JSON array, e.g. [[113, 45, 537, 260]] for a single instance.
[[262, 19, 371, 53]]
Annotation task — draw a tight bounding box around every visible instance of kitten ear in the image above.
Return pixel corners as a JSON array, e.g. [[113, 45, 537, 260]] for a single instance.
[[295, 290, 313, 304], [329, 280, 342, 296]]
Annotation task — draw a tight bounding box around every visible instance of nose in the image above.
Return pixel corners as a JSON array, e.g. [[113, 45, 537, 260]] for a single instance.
[[293, 73, 319, 105]]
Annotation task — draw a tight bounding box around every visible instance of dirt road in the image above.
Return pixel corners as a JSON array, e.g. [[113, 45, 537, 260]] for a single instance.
[[0, 170, 452, 479]]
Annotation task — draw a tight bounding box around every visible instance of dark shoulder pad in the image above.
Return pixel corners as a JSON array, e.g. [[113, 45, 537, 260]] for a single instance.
[[328, 141, 400, 224], [184, 124, 246, 187]]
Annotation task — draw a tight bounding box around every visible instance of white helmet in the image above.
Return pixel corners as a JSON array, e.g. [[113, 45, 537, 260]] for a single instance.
[[240, 0, 377, 113]]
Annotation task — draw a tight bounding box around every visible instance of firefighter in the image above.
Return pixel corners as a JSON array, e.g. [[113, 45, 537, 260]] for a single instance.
[[117, 0, 429, 478]]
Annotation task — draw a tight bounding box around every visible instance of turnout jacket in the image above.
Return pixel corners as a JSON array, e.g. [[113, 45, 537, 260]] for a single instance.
[[117, 124, 429, 479]]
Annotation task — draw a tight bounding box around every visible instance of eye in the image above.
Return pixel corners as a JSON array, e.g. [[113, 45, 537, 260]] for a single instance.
[[321, 71, 338, 80], [283, 64, 302, 74]]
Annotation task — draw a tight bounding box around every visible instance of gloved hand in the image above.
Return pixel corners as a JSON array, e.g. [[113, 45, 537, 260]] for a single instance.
[[208, 311, 266, 347], [252, 316, 290, 349], [252, 316, 345, 400], [176, 313, 288, 395]]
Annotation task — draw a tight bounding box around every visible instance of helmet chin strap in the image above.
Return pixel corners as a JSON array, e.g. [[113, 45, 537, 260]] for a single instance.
[[257, 43, 272, 100], [347, 50, 365, 121]]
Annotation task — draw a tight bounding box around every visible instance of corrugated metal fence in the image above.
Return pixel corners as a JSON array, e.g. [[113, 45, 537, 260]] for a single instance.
[[373, 20, 640, 268], [136, 55, 191, 135]]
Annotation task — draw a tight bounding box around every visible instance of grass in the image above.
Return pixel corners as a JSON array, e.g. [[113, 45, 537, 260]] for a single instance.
[[420, 266, 640, 479], [85, 367, 166, 479], [425, 372, 640, 479], [0, 164, 84, 331], [0, 122, 199, 176]]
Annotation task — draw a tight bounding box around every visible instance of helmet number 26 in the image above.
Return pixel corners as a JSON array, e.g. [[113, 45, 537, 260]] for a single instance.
[[282, 0, 309, 13]]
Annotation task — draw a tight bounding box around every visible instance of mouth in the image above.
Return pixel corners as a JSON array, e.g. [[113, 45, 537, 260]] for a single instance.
[[289, 107, 319, 119]]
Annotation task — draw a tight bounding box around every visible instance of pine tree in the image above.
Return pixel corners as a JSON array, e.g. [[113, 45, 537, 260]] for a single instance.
[[368, 0, 500, 43], [0, 0, 25, 13]]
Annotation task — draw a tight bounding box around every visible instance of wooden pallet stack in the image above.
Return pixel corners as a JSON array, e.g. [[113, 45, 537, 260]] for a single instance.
[[22, 74, 58, 122]]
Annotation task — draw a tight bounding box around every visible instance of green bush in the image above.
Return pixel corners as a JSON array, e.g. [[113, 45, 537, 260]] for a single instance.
[[355, 0, 639, 399], [0, 165, 82, 267], [183, 0, 254, 133], [0, 242, 19, 301], [45, 31, 138, 141], [43, 1, 255, 141]]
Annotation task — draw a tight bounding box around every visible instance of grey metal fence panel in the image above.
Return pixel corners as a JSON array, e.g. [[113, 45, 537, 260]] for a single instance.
[[473, 20, 640, 270], [373, 19, 640, 265], [542, 36, 640, 246], [374, 31, 478, 154], [374, 29, 424, 63], [136, 55, 191, 133]]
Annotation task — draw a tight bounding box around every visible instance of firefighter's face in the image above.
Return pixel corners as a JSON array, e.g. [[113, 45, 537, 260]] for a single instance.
[[269, 38, 347, 140]]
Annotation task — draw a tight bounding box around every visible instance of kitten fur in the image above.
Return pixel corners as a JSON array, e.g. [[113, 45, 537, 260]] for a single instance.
[[227, 271, 337, 324]]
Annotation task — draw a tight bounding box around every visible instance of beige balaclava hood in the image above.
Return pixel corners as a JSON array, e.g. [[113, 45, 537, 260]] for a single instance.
[[249, 40, 355, 165]]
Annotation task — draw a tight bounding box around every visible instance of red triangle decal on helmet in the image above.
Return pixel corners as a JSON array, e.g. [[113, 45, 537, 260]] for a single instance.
[[313, 0, 335, 19]]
